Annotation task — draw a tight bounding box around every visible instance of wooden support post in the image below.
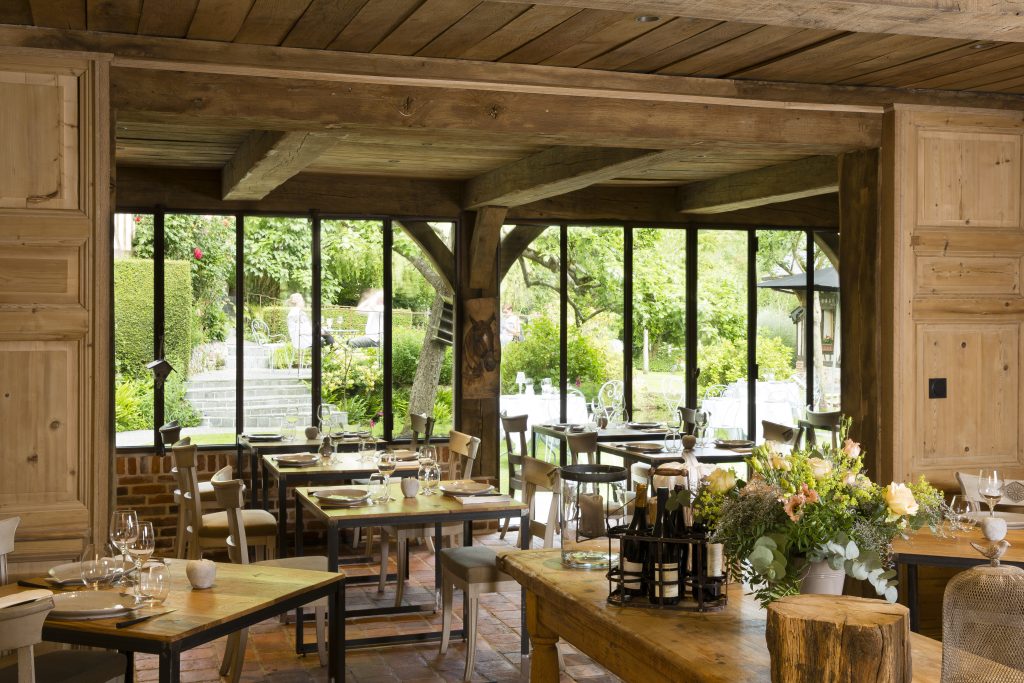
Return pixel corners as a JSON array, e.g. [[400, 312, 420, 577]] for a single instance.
[[766, 594, 911, 683]]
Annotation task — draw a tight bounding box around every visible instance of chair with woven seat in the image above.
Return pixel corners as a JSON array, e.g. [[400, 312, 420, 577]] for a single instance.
[[761, 420, 803, 447], [0, 517, 126, 683], [378, 430, 480, 607], [170, 438, 220, 559], [565, 430, 598, 466], [211, 472, 328, 683], [173, 444, 276, 561], [439, 456, 560, 681], [797, 409, 842, 450], [498, 414, 528, 539]]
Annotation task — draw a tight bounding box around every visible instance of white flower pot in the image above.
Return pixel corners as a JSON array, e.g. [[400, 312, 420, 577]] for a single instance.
[[800, 560, 846, 595]]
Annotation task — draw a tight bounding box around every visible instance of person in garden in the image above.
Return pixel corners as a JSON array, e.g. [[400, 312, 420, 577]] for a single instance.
[[500, 303, 522, 345], [350, 288, 384, 348], [287, 293, 334, 349]]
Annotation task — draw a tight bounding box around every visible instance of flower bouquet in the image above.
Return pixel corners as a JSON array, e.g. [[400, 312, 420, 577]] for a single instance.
[[691, 418, 945, 606]]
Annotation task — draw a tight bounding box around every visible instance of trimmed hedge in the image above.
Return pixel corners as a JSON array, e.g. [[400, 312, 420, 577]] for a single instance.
[[114, 258, 193, 379], [256, 305, 427, 341]]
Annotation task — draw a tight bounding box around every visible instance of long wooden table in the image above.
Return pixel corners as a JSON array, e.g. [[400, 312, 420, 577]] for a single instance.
[[598, 441, 749, 469], [893, 526, 1024, 632], [498, 549, 943, 682], [261, 451, 419, 556], [294, 482, 531, 649], [5, 560, 344, 683]]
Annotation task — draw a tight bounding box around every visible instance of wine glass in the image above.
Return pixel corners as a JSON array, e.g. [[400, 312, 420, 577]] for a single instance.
[[80, 544, 113, 590], [359, 437, 376, 464], [663, 426, 681, 453], [948, 495, 976, 532], [110, 510, 138, 569], [140, 559, 171, 605], [694, 412, 710, 447], [284, 406, 301, 441], [418, 447, 440, 496], [979, 470, 1005, 517], [128, 522, 156, 599], [377, 450, 397, 502]]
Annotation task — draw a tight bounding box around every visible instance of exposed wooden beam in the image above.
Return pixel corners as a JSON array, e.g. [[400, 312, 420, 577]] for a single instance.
[[4, 25, 1022, 110], [677, 155, 838, 214], [468, 206, 508, 289], [492, 0, 1024, 43], [221, 130, 338, 200], [394, 220, 456, 291], [113, 69, 881, 151], [465, 147, 692, 209], [500, 225, 549, 279], [681, 194, 839, 229]]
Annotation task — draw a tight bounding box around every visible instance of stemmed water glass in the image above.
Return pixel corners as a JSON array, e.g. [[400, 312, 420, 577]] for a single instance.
[[128, 522, 156, 599], [694, 412, 710, 447], [359, 437, 376, 464], [418, 445, 440, 496], [110, 510, 138, 569], [284, 406, 300, 441], [979, 469, 1005, 517], [376, 450, 397, 502]]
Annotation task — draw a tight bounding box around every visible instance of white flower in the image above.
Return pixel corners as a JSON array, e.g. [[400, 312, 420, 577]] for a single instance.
[[769, 453, 792, 471], [707, 468, 737, 494], [884, 483, 919, 516], [807, 457, 833, 479], [842, 471, 858, 487], [843, 439, 862, 459]]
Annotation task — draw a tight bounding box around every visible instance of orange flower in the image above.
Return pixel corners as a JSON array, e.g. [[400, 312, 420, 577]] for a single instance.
[[784, 493, 806, 521], [800, 483, 820, 504]]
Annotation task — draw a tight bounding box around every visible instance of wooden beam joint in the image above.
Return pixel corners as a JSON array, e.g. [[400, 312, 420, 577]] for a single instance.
[[222, 130, 338, 200], [677, 155, 838, 215]]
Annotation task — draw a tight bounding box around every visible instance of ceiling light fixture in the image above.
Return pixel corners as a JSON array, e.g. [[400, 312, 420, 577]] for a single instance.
[[635, 15, 661, 22]]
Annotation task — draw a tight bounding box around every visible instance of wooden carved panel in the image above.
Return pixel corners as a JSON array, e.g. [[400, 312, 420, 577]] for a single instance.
[[0, 68, 80, 212], [0, 243, 80, 305], [917, 323, 1020, 468], [914, 255, 1020, 297], [916, 130, 1021, 230]]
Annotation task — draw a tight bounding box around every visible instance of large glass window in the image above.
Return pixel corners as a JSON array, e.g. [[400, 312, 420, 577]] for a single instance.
[[813, 232, 841, 411]]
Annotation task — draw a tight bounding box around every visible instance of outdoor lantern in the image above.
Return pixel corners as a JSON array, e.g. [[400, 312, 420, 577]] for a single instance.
[[147, 358, 174, 388], [559, 463, 628, 569]]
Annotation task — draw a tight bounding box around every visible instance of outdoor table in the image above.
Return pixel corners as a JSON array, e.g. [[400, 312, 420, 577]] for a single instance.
[[498, 549, 944, 682], [893, 526, 1024, 632], [5, 560, 344, 683], [294, 482, 530, 649], [530, 425, 666, 466], [261, 452, 420, 557], [238, 434, 386, 508]]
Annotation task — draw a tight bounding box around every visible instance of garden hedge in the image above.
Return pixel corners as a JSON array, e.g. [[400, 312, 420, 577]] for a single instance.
[[114, 258, 193, 379]]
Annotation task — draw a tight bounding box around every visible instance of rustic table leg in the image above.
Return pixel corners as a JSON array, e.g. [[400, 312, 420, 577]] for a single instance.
[[158, 649, 180, 683], [906, 562, 919, 633], [525, 591, 559, 683], [277, 476, 288, 557]]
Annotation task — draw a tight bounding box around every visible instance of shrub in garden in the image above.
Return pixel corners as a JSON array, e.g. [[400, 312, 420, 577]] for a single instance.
[[500, 317, 609, 395]]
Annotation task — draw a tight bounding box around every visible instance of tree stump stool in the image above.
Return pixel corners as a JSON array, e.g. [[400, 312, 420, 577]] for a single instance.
[[766, 594, 911, 683]]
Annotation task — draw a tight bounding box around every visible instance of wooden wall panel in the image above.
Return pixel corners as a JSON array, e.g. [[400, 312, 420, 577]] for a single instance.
[[887, 106, 1024, 493], [0, 49, 110, 576]]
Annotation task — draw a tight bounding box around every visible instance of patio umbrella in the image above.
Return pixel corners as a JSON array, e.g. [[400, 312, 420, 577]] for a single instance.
[[756, 267, 839, 293]]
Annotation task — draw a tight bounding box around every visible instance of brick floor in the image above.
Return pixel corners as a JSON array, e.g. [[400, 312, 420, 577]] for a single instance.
[[133, 530, 621, 682]]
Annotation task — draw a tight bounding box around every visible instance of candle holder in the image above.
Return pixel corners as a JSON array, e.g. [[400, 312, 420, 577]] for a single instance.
[[559, 464, 627, 569]]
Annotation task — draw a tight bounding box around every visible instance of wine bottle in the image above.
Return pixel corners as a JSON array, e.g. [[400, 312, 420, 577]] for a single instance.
[[671, 484, 690, 599], [690, 520, 723, 602], [649, 487, 681, 605], [620, 483, 649, 599]]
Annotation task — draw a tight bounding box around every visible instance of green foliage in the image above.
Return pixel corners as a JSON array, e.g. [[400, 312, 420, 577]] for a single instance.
[[114, 374, 153, 432], [320, 347, 382, 424], [114, 258, 192, 380], [500, 317, 609, 395], [390, 328, 453, 388], [756, 334, 796, 381]]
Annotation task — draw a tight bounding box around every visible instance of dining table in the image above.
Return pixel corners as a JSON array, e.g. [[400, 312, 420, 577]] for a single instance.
[[6, 559, 345, 683], [598, 441, 751, 469], [530, 424, 667, 466], [293, 482, 530, 649], [892, 525, 1024, 632], [238, 433, 386, 508], [498, 548, 944, 682], [261, 451, 420, 557]]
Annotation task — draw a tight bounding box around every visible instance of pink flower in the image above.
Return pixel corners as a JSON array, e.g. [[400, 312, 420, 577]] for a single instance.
[[800, 483, 820, 504], [370, 419, 376, 428], [843, 438, 862, 458], [784, 493, 806, 521], [193, 247, 203, 260]]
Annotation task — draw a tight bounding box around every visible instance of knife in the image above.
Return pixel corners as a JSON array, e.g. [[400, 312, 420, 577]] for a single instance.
[[17, 580, 56, 590], [115, 609, 176, 629]]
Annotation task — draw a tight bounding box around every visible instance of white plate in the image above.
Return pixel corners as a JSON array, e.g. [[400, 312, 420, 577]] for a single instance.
[[274, 453, 319, 467], [439, 481, 494, 496], [50, 591, 138, 620], [48, 559, 133, 586], [965, 511, 1024, 529], [312, 487, 371, 504]]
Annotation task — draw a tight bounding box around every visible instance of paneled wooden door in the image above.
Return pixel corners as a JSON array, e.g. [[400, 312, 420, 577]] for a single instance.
[[0, 48, 110, 576]]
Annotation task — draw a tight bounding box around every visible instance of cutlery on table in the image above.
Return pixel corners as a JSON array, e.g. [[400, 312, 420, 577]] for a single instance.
[[115, 609, 176, 629]]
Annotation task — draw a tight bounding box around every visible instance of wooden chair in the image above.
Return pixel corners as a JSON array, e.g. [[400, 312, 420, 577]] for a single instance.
[[565, 430, 598, 466], [409, 412, 435, 451], [499, 414, 528, 539], [0, 516, 18, 585], [761, 420, 802, 447], [379, 430, 480, 607], [211, 472, 328, 683], [797, 409, 842, 449], [677, 407, 709, 436], [170, 438, 219, 559], [439, 456, 560, 681], [172, 446, 276, 561]]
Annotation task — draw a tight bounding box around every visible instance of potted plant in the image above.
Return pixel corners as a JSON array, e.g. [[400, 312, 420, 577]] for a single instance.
[[822, 336, 835, 353], [690, 419, 945, 607]]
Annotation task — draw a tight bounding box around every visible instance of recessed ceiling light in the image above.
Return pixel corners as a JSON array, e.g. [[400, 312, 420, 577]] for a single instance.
[[635, 15, 660, 22]]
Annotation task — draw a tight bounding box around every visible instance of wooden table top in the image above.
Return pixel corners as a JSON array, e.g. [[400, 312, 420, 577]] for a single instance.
[[262, 452, 420, 478], [2, 560, 343, 646], [893, 526, 1024, 566], [497, 549, 943, 683], [532, 425, 666, 441], [598, 441, 749, 465], [296, 482, 527, 524], [239, 435, 386, 450]]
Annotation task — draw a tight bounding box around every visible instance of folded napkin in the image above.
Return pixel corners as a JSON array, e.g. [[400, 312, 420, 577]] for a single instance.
[[0, 589, 52, 610]]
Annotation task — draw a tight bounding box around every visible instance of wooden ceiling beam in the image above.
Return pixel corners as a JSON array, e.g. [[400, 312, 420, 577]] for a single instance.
[[2, 24, 1022, 111], [493, 0, 1024, 43], [221, 130, 339, 200], [500, 225, 549, 279], [469, 207, 508, 289], [464, 147, 693, 209], [677, 155, 838, 214], [112, 68, 881, 150]]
